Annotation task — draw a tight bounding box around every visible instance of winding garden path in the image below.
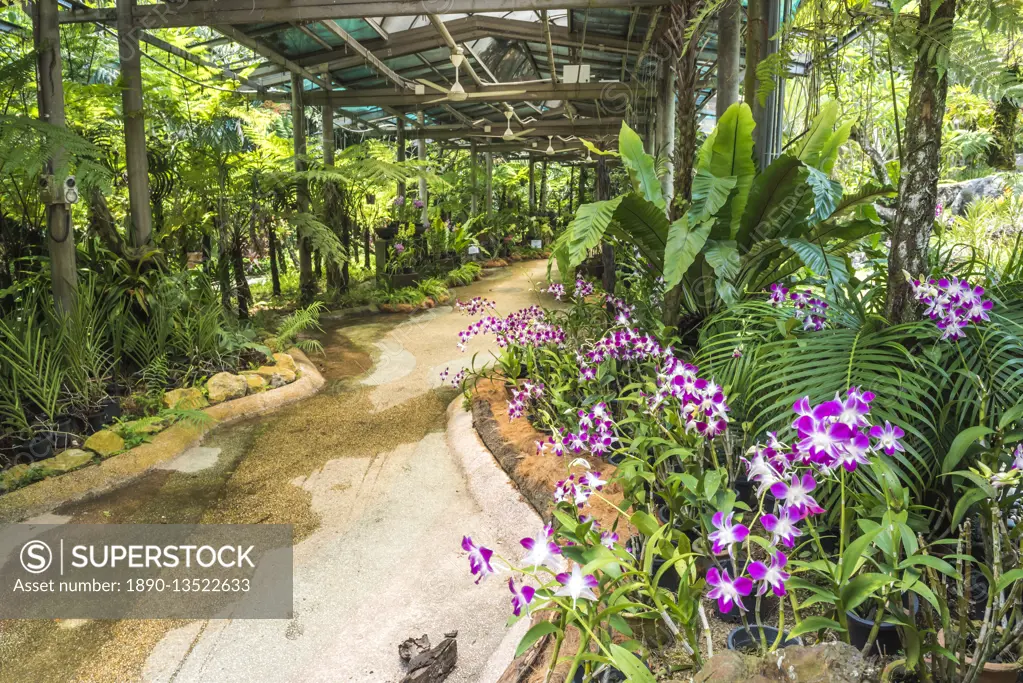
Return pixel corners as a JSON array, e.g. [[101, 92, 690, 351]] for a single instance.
[[0, 260, 552, 683]]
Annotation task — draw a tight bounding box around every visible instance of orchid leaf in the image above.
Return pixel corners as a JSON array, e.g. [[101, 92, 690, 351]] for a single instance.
[[514, 621, 560, 658]]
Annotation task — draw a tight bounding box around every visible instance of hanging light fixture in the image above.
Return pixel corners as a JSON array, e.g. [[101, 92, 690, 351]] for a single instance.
[[546, 136, 554, 155], [502, 108, 515, 141], [449, 47, 467, 102]]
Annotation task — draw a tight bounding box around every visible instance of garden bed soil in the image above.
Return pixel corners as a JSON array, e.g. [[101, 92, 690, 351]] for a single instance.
[[471, 379, 629, 532], [0, 349, 326, 523]]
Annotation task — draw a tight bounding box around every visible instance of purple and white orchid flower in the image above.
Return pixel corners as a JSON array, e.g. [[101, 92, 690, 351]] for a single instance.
[[462, 536, 496, 583], [554, 565, 599, 606], [520, 524, 561, 569], [509, 579, 536, 616], [708, 512, 750, 556], [760, 505, 805, 548], [748, 550, 791, 597], [706, 567, 752, 613], [869, 421, 905, 456], [771, 473, 826, 516]]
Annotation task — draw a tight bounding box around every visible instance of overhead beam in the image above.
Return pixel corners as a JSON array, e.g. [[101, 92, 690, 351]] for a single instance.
[[59, 0, 669, 28], [137, 30, 266, 92], [321, 19, 409, 88], [255, 81, 646, 107], [217, 23, 329, 89], [365, 118, 639, 140]]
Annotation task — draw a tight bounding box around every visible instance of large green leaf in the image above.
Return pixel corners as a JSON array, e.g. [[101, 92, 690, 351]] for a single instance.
[[735, 154, 808, 248], [805, 167, 844, 223], [697, 102, 757, 238], [663, 216, 712, 288], [560, 196, 625, 266], [691, 169, 737, 222], [705, 240, 741, 305], [791, 100, 839, 168], [610, 193, 670, 270], [787, 616, 845, 640], [825, 183, 896, 223], [779, 237, 850, 284], [819, 120, 853, 174], [618, 122, 665, 211]]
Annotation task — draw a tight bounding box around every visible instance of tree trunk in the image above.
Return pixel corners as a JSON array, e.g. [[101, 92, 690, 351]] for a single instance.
[[268, 222, 282, 296], [662, 0, 706, 327], [716, 0, 741, 117], [987, 79, 1019, 170], [232, 232, 251, 320], [35, 0, 77, 315], [885, 0, 958, 324]]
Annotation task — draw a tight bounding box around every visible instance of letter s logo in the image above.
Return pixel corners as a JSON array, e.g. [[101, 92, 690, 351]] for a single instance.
[[20, 540, 52, 574]]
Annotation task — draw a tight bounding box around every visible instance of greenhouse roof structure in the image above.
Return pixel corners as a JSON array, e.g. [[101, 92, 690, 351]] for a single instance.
[[58, 0, 732, 155]]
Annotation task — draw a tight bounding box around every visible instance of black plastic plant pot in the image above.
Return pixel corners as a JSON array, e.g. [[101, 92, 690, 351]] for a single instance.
[[11, 451, 35, 467], [847, 595, 919, 657], [719, 593, 778, 625], [734, 474, 755, 506], [87, 398, 122, 433], [727, 625, 802, 652], [572, 665, 628, 683], [651, 556, 680, 592], [48, 414, 85, 450], [25, 435, 54, 462]]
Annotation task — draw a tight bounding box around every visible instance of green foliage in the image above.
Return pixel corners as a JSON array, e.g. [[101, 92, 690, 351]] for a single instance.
[[264, 302, 325, 356]]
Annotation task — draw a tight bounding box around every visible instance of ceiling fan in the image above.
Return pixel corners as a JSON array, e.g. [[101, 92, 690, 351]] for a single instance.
[[467, 108, 536, 141], [416, 47, 526, 104], [540, 135, 573, 155]]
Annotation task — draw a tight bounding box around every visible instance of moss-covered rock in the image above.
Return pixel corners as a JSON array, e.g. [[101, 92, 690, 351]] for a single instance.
[[272, 352, 297, 372], [243, 374, 267, 394], [117, 418, 166, 436], [41, 449, 94, 474], [163, 387, 209, 410], [0, 464, 34, 492], [206, 372, 248, 404], [83, 430, 125, 458], [254, 365, 296, 386]]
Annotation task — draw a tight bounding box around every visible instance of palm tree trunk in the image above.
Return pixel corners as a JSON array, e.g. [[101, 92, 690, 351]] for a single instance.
[[885, 0, 958, 324]]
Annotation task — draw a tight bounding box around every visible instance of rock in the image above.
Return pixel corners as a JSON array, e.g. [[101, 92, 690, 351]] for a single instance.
[[272, 353, 297, 372], [244, 374, 267, 394], [399, 634, 431, 662], [206, 372, 248, 404], [694, 643, 870, 683], [117, 418, 165, 436], [401, 635, 456, 683], [937, 174, 1007, 216], [42, 449, 94, 473], [0, 464, 33, 491], [254, 365, 296, 386], [83, 430, 125, 458], [163, 387, 209, 410]]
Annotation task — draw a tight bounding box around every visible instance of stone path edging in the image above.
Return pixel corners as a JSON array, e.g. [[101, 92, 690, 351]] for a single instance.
[[0, 348, 326, 523], [446, 398, 539, 683]]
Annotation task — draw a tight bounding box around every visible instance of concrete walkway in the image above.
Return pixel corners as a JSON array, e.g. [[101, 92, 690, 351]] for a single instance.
[[137, 261, 550, 683]]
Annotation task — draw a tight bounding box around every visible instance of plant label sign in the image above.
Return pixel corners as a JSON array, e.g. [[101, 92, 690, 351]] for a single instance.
[[467, 246, 480, 255], [530, 240, 542, 249]]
